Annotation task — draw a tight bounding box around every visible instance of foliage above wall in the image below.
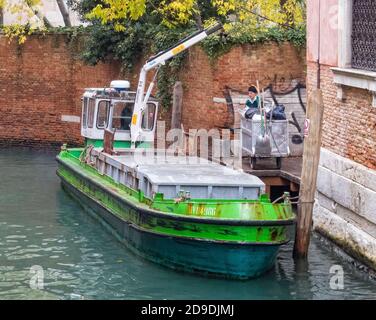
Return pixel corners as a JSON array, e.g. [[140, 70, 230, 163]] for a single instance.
[[0, 0, 73, 43], [201, 23, 306, 60]]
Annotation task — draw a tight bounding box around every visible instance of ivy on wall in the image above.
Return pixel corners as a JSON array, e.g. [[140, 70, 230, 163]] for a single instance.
[[201, 23, 306, 60], [74, 22, 199, 108]]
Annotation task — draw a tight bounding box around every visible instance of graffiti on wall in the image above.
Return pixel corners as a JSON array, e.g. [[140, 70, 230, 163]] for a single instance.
[[221, 80, 307, 156]]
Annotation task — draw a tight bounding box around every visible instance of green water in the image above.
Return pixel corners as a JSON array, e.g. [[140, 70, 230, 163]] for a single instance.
[[0, 147, 376, 300]]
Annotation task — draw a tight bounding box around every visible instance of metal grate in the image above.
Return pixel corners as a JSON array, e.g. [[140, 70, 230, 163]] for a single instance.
[[352, 0, 376, 72]]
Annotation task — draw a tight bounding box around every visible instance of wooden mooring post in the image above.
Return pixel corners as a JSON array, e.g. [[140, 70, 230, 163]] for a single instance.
[[293, 89, 324, 258], [171, 81, 183, 130]]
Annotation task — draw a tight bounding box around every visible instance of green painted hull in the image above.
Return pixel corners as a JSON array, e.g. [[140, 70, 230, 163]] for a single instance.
[[56, 149, 295, 279]]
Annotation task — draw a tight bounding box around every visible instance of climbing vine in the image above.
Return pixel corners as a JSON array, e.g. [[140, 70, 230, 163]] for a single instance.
[[201, 23, 306, 60], [76, 21, 197, 108]]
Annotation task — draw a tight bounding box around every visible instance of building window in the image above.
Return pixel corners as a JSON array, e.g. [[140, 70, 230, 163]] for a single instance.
[[351, 0, 376, 72], [332, 0, 376, 107]]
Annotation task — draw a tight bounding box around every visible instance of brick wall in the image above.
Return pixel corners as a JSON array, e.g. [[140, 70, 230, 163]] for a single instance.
[[0, 34, 121, 146], [180, 43, 306, 130], [307, 62, 376, 170], [0, 34, 306, 146]]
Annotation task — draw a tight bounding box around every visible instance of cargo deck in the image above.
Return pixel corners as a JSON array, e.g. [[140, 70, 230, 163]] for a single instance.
[[89, 148, 265, 200]]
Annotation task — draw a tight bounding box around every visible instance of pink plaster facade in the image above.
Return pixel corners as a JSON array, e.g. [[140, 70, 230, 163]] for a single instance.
[[307, 0, 338, 66]]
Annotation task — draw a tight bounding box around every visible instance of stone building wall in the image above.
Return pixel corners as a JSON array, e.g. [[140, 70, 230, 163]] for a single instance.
[[307, 0, 376, 271], [307, 63, 376, 170]]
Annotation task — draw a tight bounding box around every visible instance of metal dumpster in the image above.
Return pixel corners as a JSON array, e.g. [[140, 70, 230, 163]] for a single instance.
[[240, 112, 290, 169]]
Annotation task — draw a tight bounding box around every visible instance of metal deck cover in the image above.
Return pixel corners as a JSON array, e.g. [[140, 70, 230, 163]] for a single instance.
[[104, 152, 264, 187], [137, 163, 264, 187]]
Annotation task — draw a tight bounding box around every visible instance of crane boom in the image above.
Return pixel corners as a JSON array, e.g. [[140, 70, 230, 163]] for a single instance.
[[130, 23, 223, 147]]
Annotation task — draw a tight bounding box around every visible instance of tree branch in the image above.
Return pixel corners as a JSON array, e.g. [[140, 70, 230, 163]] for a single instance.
[[56, 0, 72, 27], [193, 2, 203, 29], [27, 5, 53, 28], [0, 7, 3, 26]]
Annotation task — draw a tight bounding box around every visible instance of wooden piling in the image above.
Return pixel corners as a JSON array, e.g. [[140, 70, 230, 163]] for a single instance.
[[171, 81, 183, 129], [293, 89, 324, 258]]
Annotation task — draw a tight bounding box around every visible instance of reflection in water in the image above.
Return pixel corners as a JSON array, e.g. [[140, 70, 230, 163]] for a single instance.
[[0, 147, 376, 300]]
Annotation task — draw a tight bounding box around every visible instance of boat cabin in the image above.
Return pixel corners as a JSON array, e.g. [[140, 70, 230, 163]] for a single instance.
[[81, 80, 158, 148]]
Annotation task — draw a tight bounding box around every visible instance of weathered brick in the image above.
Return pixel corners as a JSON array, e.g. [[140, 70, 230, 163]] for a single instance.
[[0, 35, 306, 148], [307, 62, 376, 170]]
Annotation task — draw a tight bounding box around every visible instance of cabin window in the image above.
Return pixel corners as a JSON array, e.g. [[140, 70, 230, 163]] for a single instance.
[[82, 98, 88, 129], [112, 102, 134, 131], [87, 98, 96, 129], [97, 100, 110, 129], [141, 103, 156, 131]]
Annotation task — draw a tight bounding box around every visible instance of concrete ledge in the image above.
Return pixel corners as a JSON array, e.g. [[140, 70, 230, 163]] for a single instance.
[[317, 191, 376, 239], [317, 148, 376, 225], [313, 202, 376, 270], [314, 148, 376, 270], [320, 148, 376, 192], [331, 67, 376, 107], [317, 166, 376, 225]]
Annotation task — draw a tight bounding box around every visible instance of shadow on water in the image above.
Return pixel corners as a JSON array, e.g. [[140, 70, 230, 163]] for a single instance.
[[1, 147, 376, 300]]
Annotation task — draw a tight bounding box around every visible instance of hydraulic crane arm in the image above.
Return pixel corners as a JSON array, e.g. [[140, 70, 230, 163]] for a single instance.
[[130, 23, 223, 147]]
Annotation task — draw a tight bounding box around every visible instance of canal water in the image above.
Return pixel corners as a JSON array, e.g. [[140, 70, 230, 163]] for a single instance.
[[0, 147, 375, 300]]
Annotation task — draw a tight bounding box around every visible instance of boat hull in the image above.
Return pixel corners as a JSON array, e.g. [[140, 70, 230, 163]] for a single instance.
[[61, 178, 280, 279], [56, 154, 294, 279]]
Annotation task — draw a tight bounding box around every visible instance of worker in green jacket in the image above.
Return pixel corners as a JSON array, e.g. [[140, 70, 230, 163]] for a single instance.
[[245, 85, 260, 109]]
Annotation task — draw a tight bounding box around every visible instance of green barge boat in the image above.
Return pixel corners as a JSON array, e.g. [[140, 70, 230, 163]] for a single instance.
[[56, 24, 295, 279], [57, 147, 295, 279]]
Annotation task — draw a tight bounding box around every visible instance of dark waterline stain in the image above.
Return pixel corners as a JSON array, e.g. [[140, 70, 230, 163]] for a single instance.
[[0, 147, 376, 300]]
